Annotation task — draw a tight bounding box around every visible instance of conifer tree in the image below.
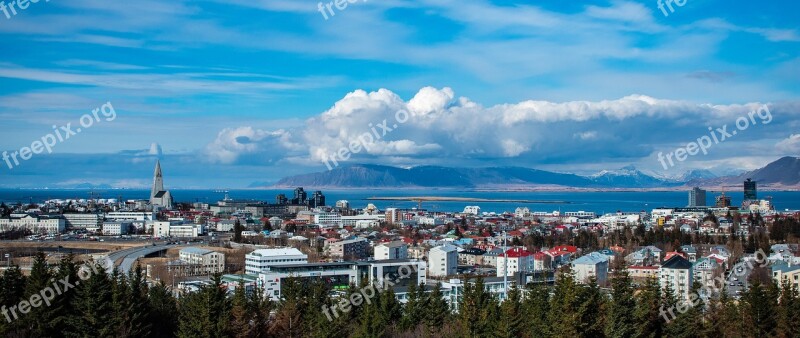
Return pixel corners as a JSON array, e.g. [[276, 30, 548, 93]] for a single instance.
[[400, 282, 425, 331], [575, 278, 605, 338], [148, 281, 178, 338], [522, 282, 551, 338], [422, 282, 449, 335], [605, 268, 636, 338], [495, 285, 523, 338], [634, 277, 663, 338], [67, 259, 115, 337], [24, 251, 56, 337]]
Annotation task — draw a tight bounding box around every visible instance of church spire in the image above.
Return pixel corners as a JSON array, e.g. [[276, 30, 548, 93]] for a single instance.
[[151, 160, 164, 200]]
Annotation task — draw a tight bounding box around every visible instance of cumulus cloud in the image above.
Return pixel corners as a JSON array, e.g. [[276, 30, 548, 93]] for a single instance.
[[204, 127, 299, 164], [777, 134, 800, 153], [204, 87, 797, 170]]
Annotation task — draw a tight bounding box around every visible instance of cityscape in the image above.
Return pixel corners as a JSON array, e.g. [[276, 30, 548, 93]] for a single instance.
[[1, 1, 799, 338]]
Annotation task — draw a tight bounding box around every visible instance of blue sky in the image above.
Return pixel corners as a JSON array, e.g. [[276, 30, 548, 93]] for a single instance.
[[0, 0, 797, 188]]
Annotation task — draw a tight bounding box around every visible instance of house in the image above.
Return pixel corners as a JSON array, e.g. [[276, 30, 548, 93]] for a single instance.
[[572, 252, 609, 285], [680, 245, 698, 262], [693, 257, 722, 294], [429, 245, 458, 277], [660, 255, 693, 302], [497, 248, 534, 277], [533, 252, 552, 271], [772, 261, 800, 290], [458, 248, 486, 266]]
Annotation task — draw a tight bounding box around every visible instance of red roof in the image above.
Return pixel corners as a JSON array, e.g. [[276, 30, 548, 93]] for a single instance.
[[500, 247, 533, 258], [551, 245, 578, 253], [533, 252, 549, 260], [664, 252, 687, 260]]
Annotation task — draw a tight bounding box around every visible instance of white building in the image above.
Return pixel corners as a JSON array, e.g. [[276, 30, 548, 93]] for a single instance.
[[63, 213, 103, 230], [571, 252, 609, 285], [462, 206, 481, 215], [0, 215, 65, 234], [314, 212, 342, 227], [497, 248, 534, 277], [102, 222, 131, 236], [179, 247, 225, 274], [429, 245, 458, 277], [660, 255, 694, 302], [374, 241, 409, 260], [153, 221, 203, 237], [245, 248, 308, 275], [105, 211, 156, 222]]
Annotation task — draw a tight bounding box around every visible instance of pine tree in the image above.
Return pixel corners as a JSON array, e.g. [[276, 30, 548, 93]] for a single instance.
[[24, 251, 56, 337], [230, 280, 251, 338], [125, 265, 152, 337], [177, 275, 231, 338], [549, 268, 581, 337], [67, 259, 116, 337], [457, 276, 499, 337], [776, 280, 800, 338], [634, 277, 663, 338], [495, 285, 523, 338], [50, 254, 79, 331], [0, 264, 26, 336], [148, 282, 178, 338], [400, 282, 425, 332], [522, 282, 550, 338], [605, 268, 636, 338], [422, 283, 449, 335], [270, 277, 306, 337], [575, 278, 605, 338], [740, 280, 777, 337]]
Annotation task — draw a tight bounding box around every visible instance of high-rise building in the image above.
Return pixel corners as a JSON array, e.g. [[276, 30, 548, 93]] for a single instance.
[[744, 178, 757, 200], [308, 191, 326, 208], [276, 194, 288, 205], [715, 193, 731, 208], [291, 187, 307, 205], [149, 160, 173, 209], [688, 187, 707, 207]]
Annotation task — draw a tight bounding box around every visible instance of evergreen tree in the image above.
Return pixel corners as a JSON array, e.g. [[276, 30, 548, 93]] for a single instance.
[[422, 283, 449, 335], [776, 280, 800, 338], [549, 268, 581, 337], [605, 268, 636, 338], [177, 274, 231, 338], [67, 259, 116, 338], [522, 282, 551, 338], [148, 282, 178, 338], [24, 251, 56, 337], [230, 280, 251, 338], [0, 265, 26, 336], [634, 277, 663, 338], [456, 276, 498, 337], [575, 278, 605, 338], [740, 280, 777, 337], [495, 285, 523, 338], [400, 282, 425, 332]]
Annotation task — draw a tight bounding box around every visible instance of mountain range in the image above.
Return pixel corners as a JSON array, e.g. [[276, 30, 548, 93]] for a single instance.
[[271, 156, 800, 190]]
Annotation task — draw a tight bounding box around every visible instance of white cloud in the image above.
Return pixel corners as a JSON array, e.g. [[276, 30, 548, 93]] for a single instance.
[[777, 134, 800, 153]]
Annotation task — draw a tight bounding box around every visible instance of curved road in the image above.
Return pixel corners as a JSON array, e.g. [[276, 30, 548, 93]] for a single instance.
[[105, 243, 182, 273]]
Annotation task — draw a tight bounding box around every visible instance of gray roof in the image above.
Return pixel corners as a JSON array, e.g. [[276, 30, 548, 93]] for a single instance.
[[180, 247, 214, 255]]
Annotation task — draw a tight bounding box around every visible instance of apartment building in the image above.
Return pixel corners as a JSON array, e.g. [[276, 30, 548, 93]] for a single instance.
[[571, 252, 609, 285], [374, 241, 409, 260], [429, 245, 458, 277], [326, 237, 369, 259], [179, 247, 226, 274], [660, 255, 694, 302]]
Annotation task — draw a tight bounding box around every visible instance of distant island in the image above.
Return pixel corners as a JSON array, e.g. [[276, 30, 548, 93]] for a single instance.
[[366, 196, 571, 204]]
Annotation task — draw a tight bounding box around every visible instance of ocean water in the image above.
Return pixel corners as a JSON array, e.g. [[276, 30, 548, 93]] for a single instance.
[[2, 189, 799, 214]]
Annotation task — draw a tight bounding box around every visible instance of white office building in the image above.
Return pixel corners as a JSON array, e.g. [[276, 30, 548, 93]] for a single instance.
[[63, 213, 103, 230], [245, 248, 309, 275], [102, 222, 131, 236], [429, 245, 458, 277]]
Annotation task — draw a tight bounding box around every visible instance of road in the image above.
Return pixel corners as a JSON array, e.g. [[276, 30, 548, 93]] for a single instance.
[[105, 243, 181, 274]]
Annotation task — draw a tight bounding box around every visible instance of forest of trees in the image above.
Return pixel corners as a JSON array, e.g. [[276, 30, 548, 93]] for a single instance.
[[1, 252, 799, 338]]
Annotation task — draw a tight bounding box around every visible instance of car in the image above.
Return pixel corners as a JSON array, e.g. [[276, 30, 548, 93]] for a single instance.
[[737, 282, 744, 286], [729, 282, 735, 286], [734, 277, 739, 281]]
